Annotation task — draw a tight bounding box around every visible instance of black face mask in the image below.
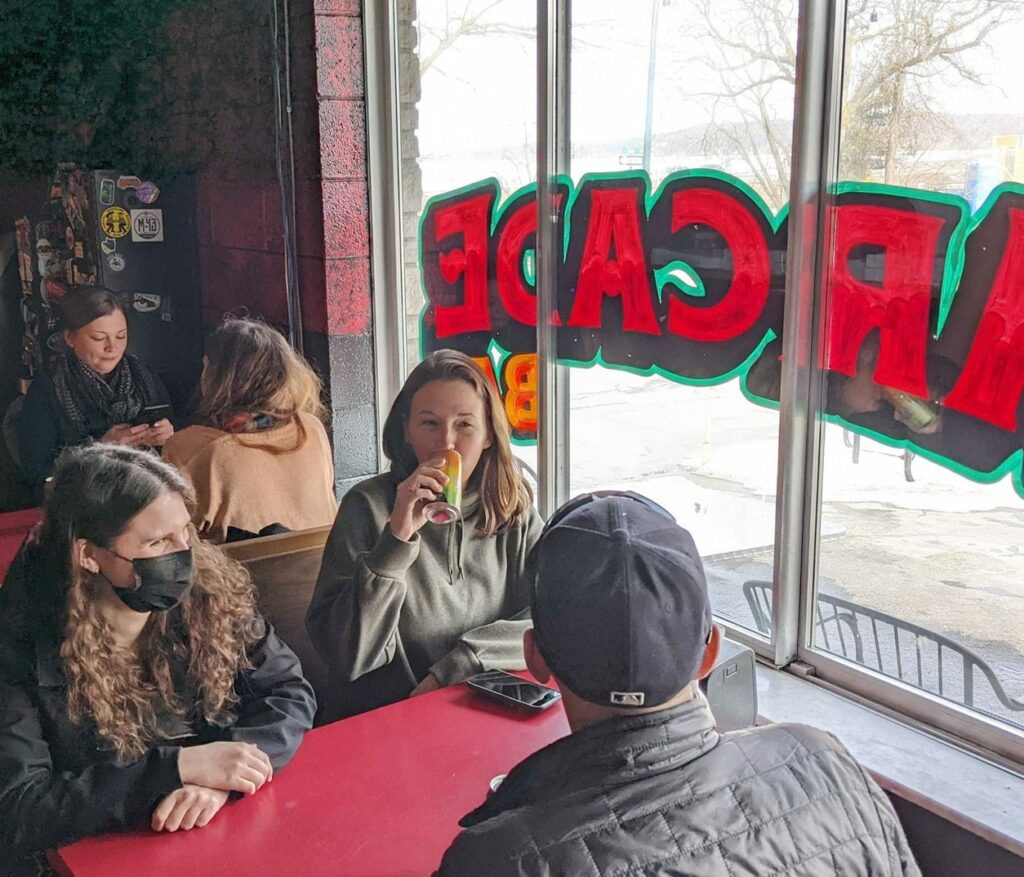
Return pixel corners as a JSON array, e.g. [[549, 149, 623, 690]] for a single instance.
[[105, 547, 195, 613]]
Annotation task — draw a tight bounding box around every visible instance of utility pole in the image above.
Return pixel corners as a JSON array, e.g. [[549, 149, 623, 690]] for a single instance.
[[642, 0, 664, 174]]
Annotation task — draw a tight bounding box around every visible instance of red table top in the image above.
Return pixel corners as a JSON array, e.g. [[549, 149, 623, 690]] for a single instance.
[[0, 508, 40, 581], [51, 680, 570, 876]]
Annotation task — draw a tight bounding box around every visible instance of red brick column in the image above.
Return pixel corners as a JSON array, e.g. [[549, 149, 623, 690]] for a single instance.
[[310, 0, 378, 490]]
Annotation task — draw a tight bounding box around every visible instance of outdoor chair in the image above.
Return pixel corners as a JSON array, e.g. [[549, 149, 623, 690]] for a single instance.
[[742, 579, 1024, 715]]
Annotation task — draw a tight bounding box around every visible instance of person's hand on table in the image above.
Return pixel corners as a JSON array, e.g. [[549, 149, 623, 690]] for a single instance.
[[101, 423, 150, 447], [389, 457, 448, 541], [144, 418, 174, 446], [151, 784, 230, 832], [177, 741, 273, 795], [410, 673, 442, 697]]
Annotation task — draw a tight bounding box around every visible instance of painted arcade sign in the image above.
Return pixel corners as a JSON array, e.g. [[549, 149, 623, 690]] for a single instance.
[[418, 170, 1024, 497]]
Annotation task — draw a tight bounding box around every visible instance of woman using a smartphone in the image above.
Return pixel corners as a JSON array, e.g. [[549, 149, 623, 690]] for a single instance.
[[0, 444, 316, 875], [10, 286, 175, 491], [306, 350, 543, 721]]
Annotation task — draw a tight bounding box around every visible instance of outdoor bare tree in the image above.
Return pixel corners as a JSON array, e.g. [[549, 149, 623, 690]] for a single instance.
[[678, 0, 1023, 208], [417, 0, 533, 77]]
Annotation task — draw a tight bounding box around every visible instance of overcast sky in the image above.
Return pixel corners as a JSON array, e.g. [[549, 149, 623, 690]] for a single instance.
[[412, 0, 1024, 173]]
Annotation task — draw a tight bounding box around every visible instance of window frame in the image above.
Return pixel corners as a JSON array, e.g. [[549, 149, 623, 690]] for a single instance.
[[366, 0, 1024, 769]]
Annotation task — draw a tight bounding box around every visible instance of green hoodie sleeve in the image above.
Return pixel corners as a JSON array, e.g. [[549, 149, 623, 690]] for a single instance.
[[306, 480, 421, 682], [428, 506, 545, 686]]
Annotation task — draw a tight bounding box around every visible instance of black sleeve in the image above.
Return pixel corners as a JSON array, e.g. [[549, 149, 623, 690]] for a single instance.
[[0, 682, 182, 855], [219, 622, 316, 770], [11, 378, 63, 483]]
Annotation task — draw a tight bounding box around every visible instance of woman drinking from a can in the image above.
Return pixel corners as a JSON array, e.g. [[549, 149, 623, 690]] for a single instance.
[[306, 350, 542, 721]]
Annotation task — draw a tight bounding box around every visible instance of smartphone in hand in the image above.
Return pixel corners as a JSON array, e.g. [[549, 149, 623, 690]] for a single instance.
[[130, 404, 172, 427]]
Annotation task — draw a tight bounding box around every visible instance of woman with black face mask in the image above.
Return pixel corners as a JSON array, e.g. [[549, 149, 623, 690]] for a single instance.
[[0, 444, 316, 875]]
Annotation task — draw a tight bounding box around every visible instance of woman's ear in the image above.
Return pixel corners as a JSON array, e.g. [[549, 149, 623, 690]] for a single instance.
[[74, 538, 101, 575], [62, 329, 75, 351]]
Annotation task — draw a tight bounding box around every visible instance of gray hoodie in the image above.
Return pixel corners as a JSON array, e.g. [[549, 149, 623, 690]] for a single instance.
[[306, 471, 544, 720]]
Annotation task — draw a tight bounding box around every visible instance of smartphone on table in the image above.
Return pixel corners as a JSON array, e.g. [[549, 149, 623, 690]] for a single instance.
[[467, 670, 562, 711], [130, 404, 172, 427]]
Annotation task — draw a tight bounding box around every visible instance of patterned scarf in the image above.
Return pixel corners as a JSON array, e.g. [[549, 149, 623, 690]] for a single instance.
[[51, 352, 148, 428]]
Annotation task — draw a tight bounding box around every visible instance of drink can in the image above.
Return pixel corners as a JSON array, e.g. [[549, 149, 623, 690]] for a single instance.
[[883, 388, 938, 431], [425, 449, 462, 524]]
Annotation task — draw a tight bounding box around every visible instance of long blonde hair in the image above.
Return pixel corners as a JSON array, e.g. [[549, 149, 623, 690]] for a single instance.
[[43, 445, 262, 762], [382, 350, 532, 536], [196, 318, 325, 437]]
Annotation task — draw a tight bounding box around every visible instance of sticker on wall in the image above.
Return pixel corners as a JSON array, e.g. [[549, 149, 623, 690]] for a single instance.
[[132, 292, 161, 313], [130, 209, 163, 242], [100, 206, 131, 239], [42, 276, 68, 301], [117, 175, 142, 190], [99, 178, 116, 206], [136, 181, 160, 204], [107, 253, 126, 272], [100, 237, 116, 255]]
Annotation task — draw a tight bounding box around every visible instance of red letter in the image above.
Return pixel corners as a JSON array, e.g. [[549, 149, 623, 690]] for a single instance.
[[666, 188, 771, 342], [495, 197, 563, 327], [434, 194, 491, 338], [568, 188, 659, 335], [824, 203, 945, 397], [944, 207, 1024, 431]]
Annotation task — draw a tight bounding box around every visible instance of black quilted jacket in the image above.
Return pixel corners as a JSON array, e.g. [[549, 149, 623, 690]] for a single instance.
[[438, 695, 920, 876]]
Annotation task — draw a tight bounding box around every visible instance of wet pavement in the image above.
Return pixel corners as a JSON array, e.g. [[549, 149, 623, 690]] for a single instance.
[[559, 366, 1024, 732]]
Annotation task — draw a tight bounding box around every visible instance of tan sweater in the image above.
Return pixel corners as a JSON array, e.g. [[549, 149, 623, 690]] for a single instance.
[[163, 412, 338, 543]]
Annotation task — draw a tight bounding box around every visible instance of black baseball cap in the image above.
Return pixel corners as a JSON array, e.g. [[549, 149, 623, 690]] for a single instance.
[[531, 491, 713, 708]]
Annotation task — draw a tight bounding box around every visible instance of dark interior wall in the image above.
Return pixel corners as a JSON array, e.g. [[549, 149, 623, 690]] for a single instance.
[[0, 0, 378, 502], [889, 793, 1024, 877], [164, 0, 378, 494]]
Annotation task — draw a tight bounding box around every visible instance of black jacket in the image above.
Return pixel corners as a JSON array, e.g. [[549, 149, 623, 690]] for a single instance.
[[439, 695, 920, 876], [0, 549, 316, 863], [11, 359, 172, 484]]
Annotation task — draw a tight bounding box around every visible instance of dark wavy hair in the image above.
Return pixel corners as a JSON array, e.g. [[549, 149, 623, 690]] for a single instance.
[[58, 286, 125, 331], [39, 444, 261, 761], [381, 350, 531, 536]]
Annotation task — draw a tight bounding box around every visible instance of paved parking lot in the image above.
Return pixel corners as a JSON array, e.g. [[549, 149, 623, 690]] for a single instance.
[[559, 366, 1024, 730]]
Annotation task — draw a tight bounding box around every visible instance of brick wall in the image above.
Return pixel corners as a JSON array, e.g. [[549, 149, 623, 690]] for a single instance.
[[312, 0, 378, 492], [186, 0, 379, 493]]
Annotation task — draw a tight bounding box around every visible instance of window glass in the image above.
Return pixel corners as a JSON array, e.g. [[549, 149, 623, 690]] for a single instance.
[[566, 0, 797, 637], [396, 0, 536, 367], [396, 0, 538, 479], [815, 2, 1024, 731]]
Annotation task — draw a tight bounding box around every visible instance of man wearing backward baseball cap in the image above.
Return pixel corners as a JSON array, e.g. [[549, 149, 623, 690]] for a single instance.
[[438, 491, 920, 876]]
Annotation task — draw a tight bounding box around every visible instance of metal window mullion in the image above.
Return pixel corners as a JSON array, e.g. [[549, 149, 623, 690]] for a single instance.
[[536, 0, 571, 517], [803, 650, 1024, 768], [772, 0, 847, 666], [365, 1, 407, 467]]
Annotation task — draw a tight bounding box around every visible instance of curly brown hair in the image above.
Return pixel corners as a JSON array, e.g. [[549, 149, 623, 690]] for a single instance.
[[44, 445, 262, 762]]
